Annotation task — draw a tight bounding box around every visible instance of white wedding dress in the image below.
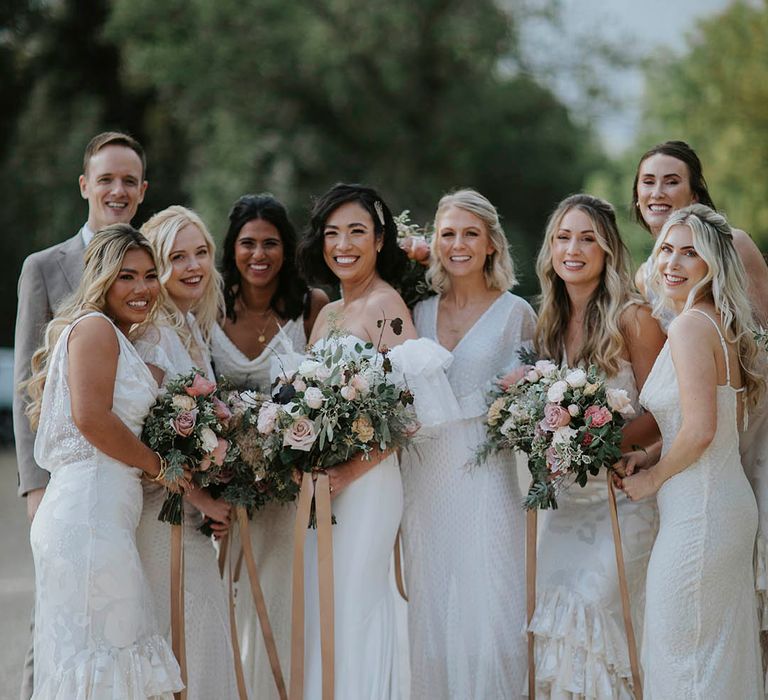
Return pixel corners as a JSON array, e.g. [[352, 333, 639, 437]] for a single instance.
[[134, 317, 239, 700], [210, 318, 307, 699], [402, 292, 537, 699], [30, 312, 183, 699], [302, 332, 459, 700], [641, 310, 762, 698], [530, 357, 658, 699]]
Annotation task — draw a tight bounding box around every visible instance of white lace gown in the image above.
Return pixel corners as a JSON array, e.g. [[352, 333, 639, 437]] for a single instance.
[[402, 292, 537, 700], [641, 311, 763, 698], [134, 318, 239, 700], [30, 312, 183, 699], [530, 359, 658, 699], [210, 318, 307, 699], [301, 333, 459, 700]]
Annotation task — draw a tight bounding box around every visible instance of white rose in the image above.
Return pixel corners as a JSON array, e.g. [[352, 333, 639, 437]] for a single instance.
[[567, 404, 580, 417], [525, 368, 541, 383], [551, 425, 578, 446], [547, 380, 568, 403], [350, 373, 370, 395], [340, 385, 357, 401], [304, 387, 325, 410], [171, 394, 196, 411], [565, 368, 587, 388], [293, 378, 307, 393], [298, 359, 321, 379], [315, 364, 333, 381], [606, 388, 635, 417], [257, 402, 280, 434], [535, 360, 558, 377], [199, 426, 218, 453]]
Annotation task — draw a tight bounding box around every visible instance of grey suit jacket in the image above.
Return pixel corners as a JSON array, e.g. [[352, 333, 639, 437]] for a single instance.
[[13, 232, 85, 496]]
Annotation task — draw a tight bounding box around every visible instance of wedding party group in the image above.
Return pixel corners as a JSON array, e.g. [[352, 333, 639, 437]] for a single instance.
[[12, 129, 768, 700]]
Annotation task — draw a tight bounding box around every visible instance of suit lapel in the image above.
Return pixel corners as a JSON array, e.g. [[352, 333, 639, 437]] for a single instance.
[[57, 232, 85, 293]]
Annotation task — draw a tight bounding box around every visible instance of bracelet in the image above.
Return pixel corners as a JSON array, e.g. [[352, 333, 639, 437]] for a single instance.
[[150, 451, 168, 483]]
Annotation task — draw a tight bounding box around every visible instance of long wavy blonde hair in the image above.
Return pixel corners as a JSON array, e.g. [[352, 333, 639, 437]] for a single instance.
[[648, 204, 765, 405], [427, 189, 517, 294], [23, 225, 162, 429], [140, 205, 224, 347], [535, 194, 641, 376]]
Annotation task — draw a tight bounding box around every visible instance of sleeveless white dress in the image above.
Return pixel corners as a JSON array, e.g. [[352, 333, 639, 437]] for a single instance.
[[645, 258, 768, 677], [641, 310, 762, 698], [402, 292, 537, 699], [30, 312, 183, 699], [530, 358, 658, 699], [134, 317, 240, 700], [302, 333, 459, 700], [210, 318, 307, 699]]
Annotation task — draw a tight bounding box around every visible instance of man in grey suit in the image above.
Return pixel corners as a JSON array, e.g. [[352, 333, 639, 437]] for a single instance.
[[13, 130, 148, 699]]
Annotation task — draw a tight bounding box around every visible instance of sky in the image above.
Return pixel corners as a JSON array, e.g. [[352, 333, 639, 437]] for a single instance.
[[519, 0, 736, 153]]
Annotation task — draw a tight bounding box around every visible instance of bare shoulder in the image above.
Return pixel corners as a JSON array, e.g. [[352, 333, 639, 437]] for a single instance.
[[362, 284, 410, 318], [732, 227, 768, 269], [667, 311, 714, 350], [68, 314, 119, 357]]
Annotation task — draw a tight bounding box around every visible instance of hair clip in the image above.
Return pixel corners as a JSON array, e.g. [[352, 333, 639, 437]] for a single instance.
[[374, 200, 385, 227]]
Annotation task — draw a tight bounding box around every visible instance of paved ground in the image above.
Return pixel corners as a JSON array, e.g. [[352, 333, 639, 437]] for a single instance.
[[0, 449, 33, 700]]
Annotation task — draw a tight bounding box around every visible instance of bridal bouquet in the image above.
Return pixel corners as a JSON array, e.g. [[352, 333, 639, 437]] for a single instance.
[[756, 327, 768, 351], [394, 210, 434, 308], [255, 330, 417, 491], [141, 370, 238, 524], [477, 360, 635, 510]]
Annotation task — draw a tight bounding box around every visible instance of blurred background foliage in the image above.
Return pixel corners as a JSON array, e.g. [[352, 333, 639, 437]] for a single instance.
[[1, 0, 766, 346]]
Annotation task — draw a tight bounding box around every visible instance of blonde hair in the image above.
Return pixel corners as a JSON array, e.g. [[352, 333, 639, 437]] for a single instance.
[[535, 194, 642, 376], [140, 205, 224, 346], [648, 204, 765, 405], [427, 189, 517, 294], [23, 225, 162, 429]]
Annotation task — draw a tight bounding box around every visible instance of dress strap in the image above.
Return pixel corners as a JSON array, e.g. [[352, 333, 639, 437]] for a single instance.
[[685, 308, 741, 390]]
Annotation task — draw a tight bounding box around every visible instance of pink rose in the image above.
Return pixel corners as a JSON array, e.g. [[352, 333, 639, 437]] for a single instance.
[[257, 402, 280, 434], [283, 416, 317, 452], [212, 396, 232, 422], [186, 373, 217, 397], [545, 446, 563, 474], [584, 405, 613, 428], [210, 437, 229, 467], [171, 409, 198, 437], [539, 403, 572, 432]]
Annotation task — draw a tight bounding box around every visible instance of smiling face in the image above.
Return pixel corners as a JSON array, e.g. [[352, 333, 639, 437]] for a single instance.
[[656, 223, 710, 308], [79, 145, 148, 233], [234, 218, 284, 291], [550, 207, 606, 291], [435, 206, 495, 283], [164, 224, 212, 312], [104, 247, 159, 333], [636, 153, 697, 237], [322, 201, 379, 284]]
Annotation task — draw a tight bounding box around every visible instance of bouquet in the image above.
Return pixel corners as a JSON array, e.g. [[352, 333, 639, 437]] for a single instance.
[[394, 210, 434, 309], [141, 370, 238, 524], [477, 359, 635, 509], [756, 327, 768, 352], [255, 329, 417, 500]]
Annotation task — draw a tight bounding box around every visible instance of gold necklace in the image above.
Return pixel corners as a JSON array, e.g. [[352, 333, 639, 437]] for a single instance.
[[253, 310, 276, 344]]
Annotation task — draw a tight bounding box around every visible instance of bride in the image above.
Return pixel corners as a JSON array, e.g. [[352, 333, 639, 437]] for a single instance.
[[295, 183, 457, 699]]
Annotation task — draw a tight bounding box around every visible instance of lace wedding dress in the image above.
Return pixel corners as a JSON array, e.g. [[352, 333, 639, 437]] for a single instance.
[[402, 292, 537, 699], [30, 312, 182, 699], [301, 333, 458, 700], [530, 357, 658, 699], [134, 316, 239, 700], [641, 310, 762, 698], [210, 318, 307, 699]]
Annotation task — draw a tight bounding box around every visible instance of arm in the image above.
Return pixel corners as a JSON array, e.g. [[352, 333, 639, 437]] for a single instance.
[[732, 228, 768, 326], [621, 316, 718, 500], [303, 287, 330, 340], [364, 291, 419, 348], [67, 317, 168, 478], [13, 255, 51, 513], [619, 304, 664, 451]]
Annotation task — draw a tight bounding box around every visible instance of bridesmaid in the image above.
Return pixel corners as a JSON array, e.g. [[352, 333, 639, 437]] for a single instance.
[[631, 139, 768, 653], [621, 204, 765, 697], [527, 194, 664, 698], [209, 194, 327, 698], [134, 206, 240, 700], [401, 189, 537, 699], [25, 225, 183, 698]]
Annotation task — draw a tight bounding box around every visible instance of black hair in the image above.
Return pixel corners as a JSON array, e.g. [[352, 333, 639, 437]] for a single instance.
[[220, 194, 308, 321], [296, 183, 407, 287]]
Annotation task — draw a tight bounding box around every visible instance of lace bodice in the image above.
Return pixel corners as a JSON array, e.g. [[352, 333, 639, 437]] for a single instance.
[[34, 312, 158, 473], [413, 292, 538, 418]]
